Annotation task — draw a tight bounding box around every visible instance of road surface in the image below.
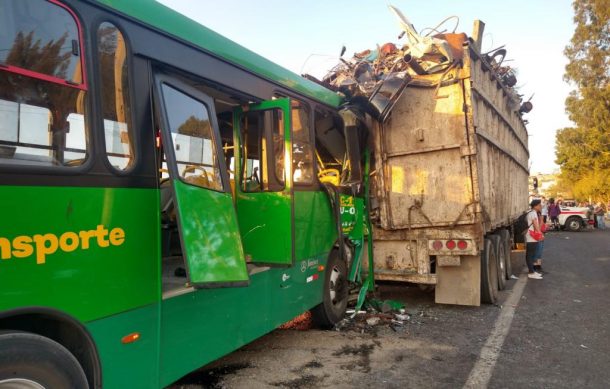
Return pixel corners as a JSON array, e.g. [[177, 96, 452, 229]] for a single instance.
[[168, 228, 610, 388]]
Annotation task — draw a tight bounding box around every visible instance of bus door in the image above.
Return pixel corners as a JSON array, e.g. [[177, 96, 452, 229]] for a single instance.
[[233, 99, 294, 265], [154, 74, 249, 286]]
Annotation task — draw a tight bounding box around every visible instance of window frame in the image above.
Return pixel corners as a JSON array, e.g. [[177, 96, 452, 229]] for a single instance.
[[272, 91, 318, 190], [154, 74, 229, 194], [237, 107, 288, 193], [94, 19, 139, 175], [313, 106, 347, 184], [0, 0, 93, 174], [0, 0, 88, 91]]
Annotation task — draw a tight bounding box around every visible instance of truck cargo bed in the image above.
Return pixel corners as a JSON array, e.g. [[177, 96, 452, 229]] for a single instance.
[[367, 41, 530, 305]]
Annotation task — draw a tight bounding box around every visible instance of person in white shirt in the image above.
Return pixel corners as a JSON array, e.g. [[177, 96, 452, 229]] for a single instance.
[[540, 196, 549, 224], [525, 199, 544, 279]]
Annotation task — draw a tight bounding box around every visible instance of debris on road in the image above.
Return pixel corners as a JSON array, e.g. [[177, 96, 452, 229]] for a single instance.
[[279, 311, 313, 331], [366, 298, 405, 313], [333, 297, 423, 334], [395, 313, 410, 321], [366, 317, 381, 326]]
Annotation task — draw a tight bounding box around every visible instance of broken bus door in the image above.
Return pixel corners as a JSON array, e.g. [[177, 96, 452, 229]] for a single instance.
[[155, 75, 249, 286], [233, 99, 294, 265]]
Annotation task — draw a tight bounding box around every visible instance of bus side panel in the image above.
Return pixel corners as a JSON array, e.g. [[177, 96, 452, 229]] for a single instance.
[[293, 190, 336, 260], [86, 303, 160, 389], [0, 186, 160, 321], [159, 262, 326, 387]]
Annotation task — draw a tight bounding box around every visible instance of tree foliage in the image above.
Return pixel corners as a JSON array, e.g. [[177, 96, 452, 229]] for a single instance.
[[177, 115, 211, 138], [555, 0, 610, 202]]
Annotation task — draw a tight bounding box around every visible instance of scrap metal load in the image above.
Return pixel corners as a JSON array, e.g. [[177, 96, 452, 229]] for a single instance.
[[320, 6, 532, 121], [315, 6, 532, 306]]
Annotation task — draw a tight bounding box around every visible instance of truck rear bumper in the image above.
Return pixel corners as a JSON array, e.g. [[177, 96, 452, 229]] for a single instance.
[[373, 270, 437, 284]]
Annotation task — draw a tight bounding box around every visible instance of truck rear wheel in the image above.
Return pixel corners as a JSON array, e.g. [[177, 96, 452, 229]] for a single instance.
[[480, 238, 498, 304], [489, 235, 506, 291], [311, 254, 348, 329], [498, 229, 512, 280], [0, 331, 88, 389]]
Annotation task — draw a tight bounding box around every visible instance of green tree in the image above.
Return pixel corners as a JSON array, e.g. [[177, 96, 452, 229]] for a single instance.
[[555, 0, 610, 202], [177, 115, 212, 138]]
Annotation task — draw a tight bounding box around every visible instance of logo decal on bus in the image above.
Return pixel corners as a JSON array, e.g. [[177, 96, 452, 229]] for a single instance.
[[0, 225, 126, 265]]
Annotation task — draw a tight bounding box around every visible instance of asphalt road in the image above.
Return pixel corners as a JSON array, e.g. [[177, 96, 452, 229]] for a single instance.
[[169, 228, 610, 389]]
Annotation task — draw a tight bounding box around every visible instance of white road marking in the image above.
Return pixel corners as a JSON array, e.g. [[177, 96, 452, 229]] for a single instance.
[[463, 272, 528, 389]]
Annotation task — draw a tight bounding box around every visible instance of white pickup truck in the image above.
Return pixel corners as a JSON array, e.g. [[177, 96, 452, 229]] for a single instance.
[[557, 201, 590, 232]]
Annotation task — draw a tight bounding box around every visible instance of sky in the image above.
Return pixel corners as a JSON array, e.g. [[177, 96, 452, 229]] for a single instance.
[[157, 0, 576, 174]]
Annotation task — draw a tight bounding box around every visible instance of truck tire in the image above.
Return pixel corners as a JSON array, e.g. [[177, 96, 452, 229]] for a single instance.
[[498, 229, 512, 280], [565, 216, 582, 232], [480, 238, 498, 304], [0, 331, 89, 389], [489, 235, 506, 291], [311, 254, 348, 329]]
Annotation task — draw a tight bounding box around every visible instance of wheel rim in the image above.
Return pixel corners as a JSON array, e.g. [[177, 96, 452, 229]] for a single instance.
[[0, 379, 46, 389], [569, 220, 579, 230], [328, 265, 345, 306]]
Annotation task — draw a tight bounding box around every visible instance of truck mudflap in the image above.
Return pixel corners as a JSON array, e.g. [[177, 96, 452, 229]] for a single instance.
[[435, 255, 481, 306]]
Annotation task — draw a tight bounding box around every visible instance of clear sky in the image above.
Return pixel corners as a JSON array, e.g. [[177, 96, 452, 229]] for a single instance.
[[158, 0, 575, 174]]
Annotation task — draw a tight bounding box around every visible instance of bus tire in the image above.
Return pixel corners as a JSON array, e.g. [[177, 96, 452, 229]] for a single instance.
[[480, 238, 498, 304], [311, 254, 348, 329], [498, 229, 512, 280], [489, 235, 506, 291], [0, 331, 88, 389]]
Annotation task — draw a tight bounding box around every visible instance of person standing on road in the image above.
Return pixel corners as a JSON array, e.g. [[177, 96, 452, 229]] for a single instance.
[[541, 196, 549, 224], [548, 198, 561, 230], [589, 203, 597, 228], [594, 203, 606, 230], [526, 199, 544, 279], [534, 211, 546, 273]]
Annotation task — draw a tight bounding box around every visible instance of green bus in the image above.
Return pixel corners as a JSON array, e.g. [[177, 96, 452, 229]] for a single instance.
[[0, 1, 370, 388]]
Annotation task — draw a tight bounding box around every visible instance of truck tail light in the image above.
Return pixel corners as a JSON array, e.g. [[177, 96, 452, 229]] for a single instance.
[[446, 240, 456, 250], [457, 240, 468, 250], [432, 240, 443, 250]]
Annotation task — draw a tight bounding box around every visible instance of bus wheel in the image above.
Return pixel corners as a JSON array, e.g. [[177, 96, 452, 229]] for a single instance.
[[480, 238, 498, 304], [0, 332, 88, 389], [311, 254, 348, 329]]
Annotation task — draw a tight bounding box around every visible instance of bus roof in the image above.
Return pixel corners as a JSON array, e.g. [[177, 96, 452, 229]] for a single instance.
[[93, 0, 342, 107]]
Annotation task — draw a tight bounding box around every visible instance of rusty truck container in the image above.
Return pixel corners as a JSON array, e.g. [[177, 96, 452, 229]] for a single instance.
[[367, 40, 529, 306]]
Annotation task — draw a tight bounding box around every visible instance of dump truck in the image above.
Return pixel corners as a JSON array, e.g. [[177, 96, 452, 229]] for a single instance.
[[365, 31, 530, 306]]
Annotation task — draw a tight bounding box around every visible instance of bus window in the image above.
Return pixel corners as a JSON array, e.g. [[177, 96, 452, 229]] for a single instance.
[[0, 0, 88, 167], [0, 1, 83, 84], [98, 22, 134, 171], [291, 100, 314, 184], [239, 109, 285, 192], [315, 109, 345, 185], [160, 84, 223, 191]]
